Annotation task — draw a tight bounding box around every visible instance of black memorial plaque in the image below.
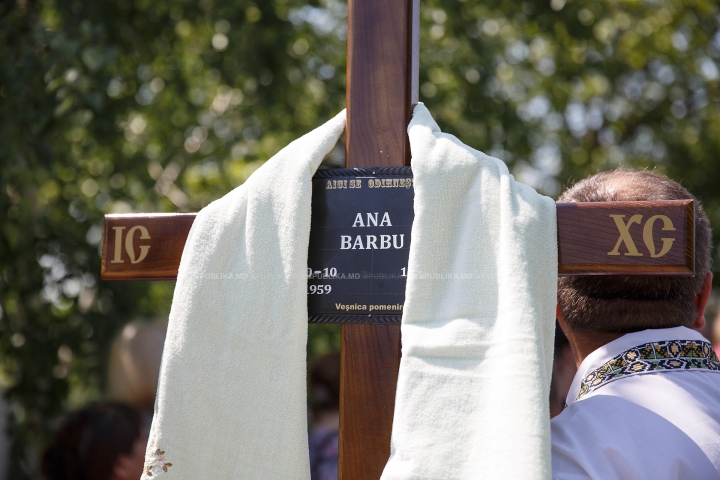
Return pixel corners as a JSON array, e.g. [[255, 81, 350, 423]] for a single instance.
[[307, 167, 413, 324]]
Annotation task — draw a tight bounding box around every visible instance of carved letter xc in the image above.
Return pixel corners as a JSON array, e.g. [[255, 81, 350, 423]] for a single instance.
[[642, 215, 676, 258], [607, 214, 676, 258], [608, 214, 644, 256]]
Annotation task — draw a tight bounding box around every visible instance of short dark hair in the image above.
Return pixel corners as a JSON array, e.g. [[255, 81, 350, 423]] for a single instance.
[[557, 169, 712, 334], [42, 402, 142, 480]]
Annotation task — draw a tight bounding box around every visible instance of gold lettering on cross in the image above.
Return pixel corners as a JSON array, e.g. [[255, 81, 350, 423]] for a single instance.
[[608, 214, 644, 256], [111, 226, 125, 263], [642, 215, 675, 258], [125, 225, 151, 264]]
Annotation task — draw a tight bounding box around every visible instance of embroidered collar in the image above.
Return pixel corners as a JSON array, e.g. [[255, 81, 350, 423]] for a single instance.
[[566, 327, 720, 406], [576, 339, 720, 400]]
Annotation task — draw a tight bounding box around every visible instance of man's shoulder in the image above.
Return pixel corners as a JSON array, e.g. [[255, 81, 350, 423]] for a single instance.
[[552, 379, 720, 479], [558, 368, 720, 428]]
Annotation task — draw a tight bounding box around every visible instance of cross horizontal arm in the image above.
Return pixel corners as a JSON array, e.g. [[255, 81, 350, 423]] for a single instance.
[[101, 199, 694, 281]]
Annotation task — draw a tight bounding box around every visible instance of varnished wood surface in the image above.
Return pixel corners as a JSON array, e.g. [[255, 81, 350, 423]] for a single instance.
[[557, 199, 694, 276], [345, 0, 418, 168], [339, 324, 401, 480], [101, 200, 696, 280], [101, 213, 195, 280], [341, 0, 417, 477]]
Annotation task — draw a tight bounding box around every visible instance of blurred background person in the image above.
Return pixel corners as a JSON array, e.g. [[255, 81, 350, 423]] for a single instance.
[[308, 352, 340, 480], [107, 321, 167, 419], [41, 402, 146, 480]]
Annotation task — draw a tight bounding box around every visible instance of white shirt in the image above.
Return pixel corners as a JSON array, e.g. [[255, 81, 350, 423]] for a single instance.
[[552, 326, 720, 480]]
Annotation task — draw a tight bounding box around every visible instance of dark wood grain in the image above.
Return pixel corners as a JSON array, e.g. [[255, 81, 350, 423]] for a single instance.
[[340, 0, 418, 477], [101, 201, 696, 281], [345, 0, 418, 168], [339, 324, 401, 479], [557, 200, 694, 276], [101, 213, 195, 280]]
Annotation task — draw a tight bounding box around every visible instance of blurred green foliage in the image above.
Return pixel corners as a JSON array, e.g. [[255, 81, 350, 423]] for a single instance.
[[1, 0, 719, 476]]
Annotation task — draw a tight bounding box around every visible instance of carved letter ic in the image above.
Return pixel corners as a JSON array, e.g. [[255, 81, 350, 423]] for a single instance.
[[125, 225, 151, 264], [110, 225, 152, 264]]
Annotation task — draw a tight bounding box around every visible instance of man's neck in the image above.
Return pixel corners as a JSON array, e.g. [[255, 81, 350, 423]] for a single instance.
[[565, 329, 625, 367]]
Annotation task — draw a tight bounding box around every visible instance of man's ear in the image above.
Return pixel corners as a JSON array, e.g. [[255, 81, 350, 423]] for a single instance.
[[556, 304, 568, 332], [694, 272, 713, 330]]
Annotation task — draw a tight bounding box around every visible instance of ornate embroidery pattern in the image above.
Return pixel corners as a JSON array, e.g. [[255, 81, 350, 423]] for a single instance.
[[144, 446, 173, 477], [577, 340, 720, 400]]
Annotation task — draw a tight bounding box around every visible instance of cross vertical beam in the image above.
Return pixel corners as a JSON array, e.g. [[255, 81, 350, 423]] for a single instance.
[[340, 1, 419, 478]]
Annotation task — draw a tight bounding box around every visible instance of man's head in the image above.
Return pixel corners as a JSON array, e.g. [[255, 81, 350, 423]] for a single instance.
[[557, 169, 713, 334]]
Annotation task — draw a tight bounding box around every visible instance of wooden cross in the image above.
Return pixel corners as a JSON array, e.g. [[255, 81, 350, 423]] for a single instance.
[[100, 1, 695, 478]]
